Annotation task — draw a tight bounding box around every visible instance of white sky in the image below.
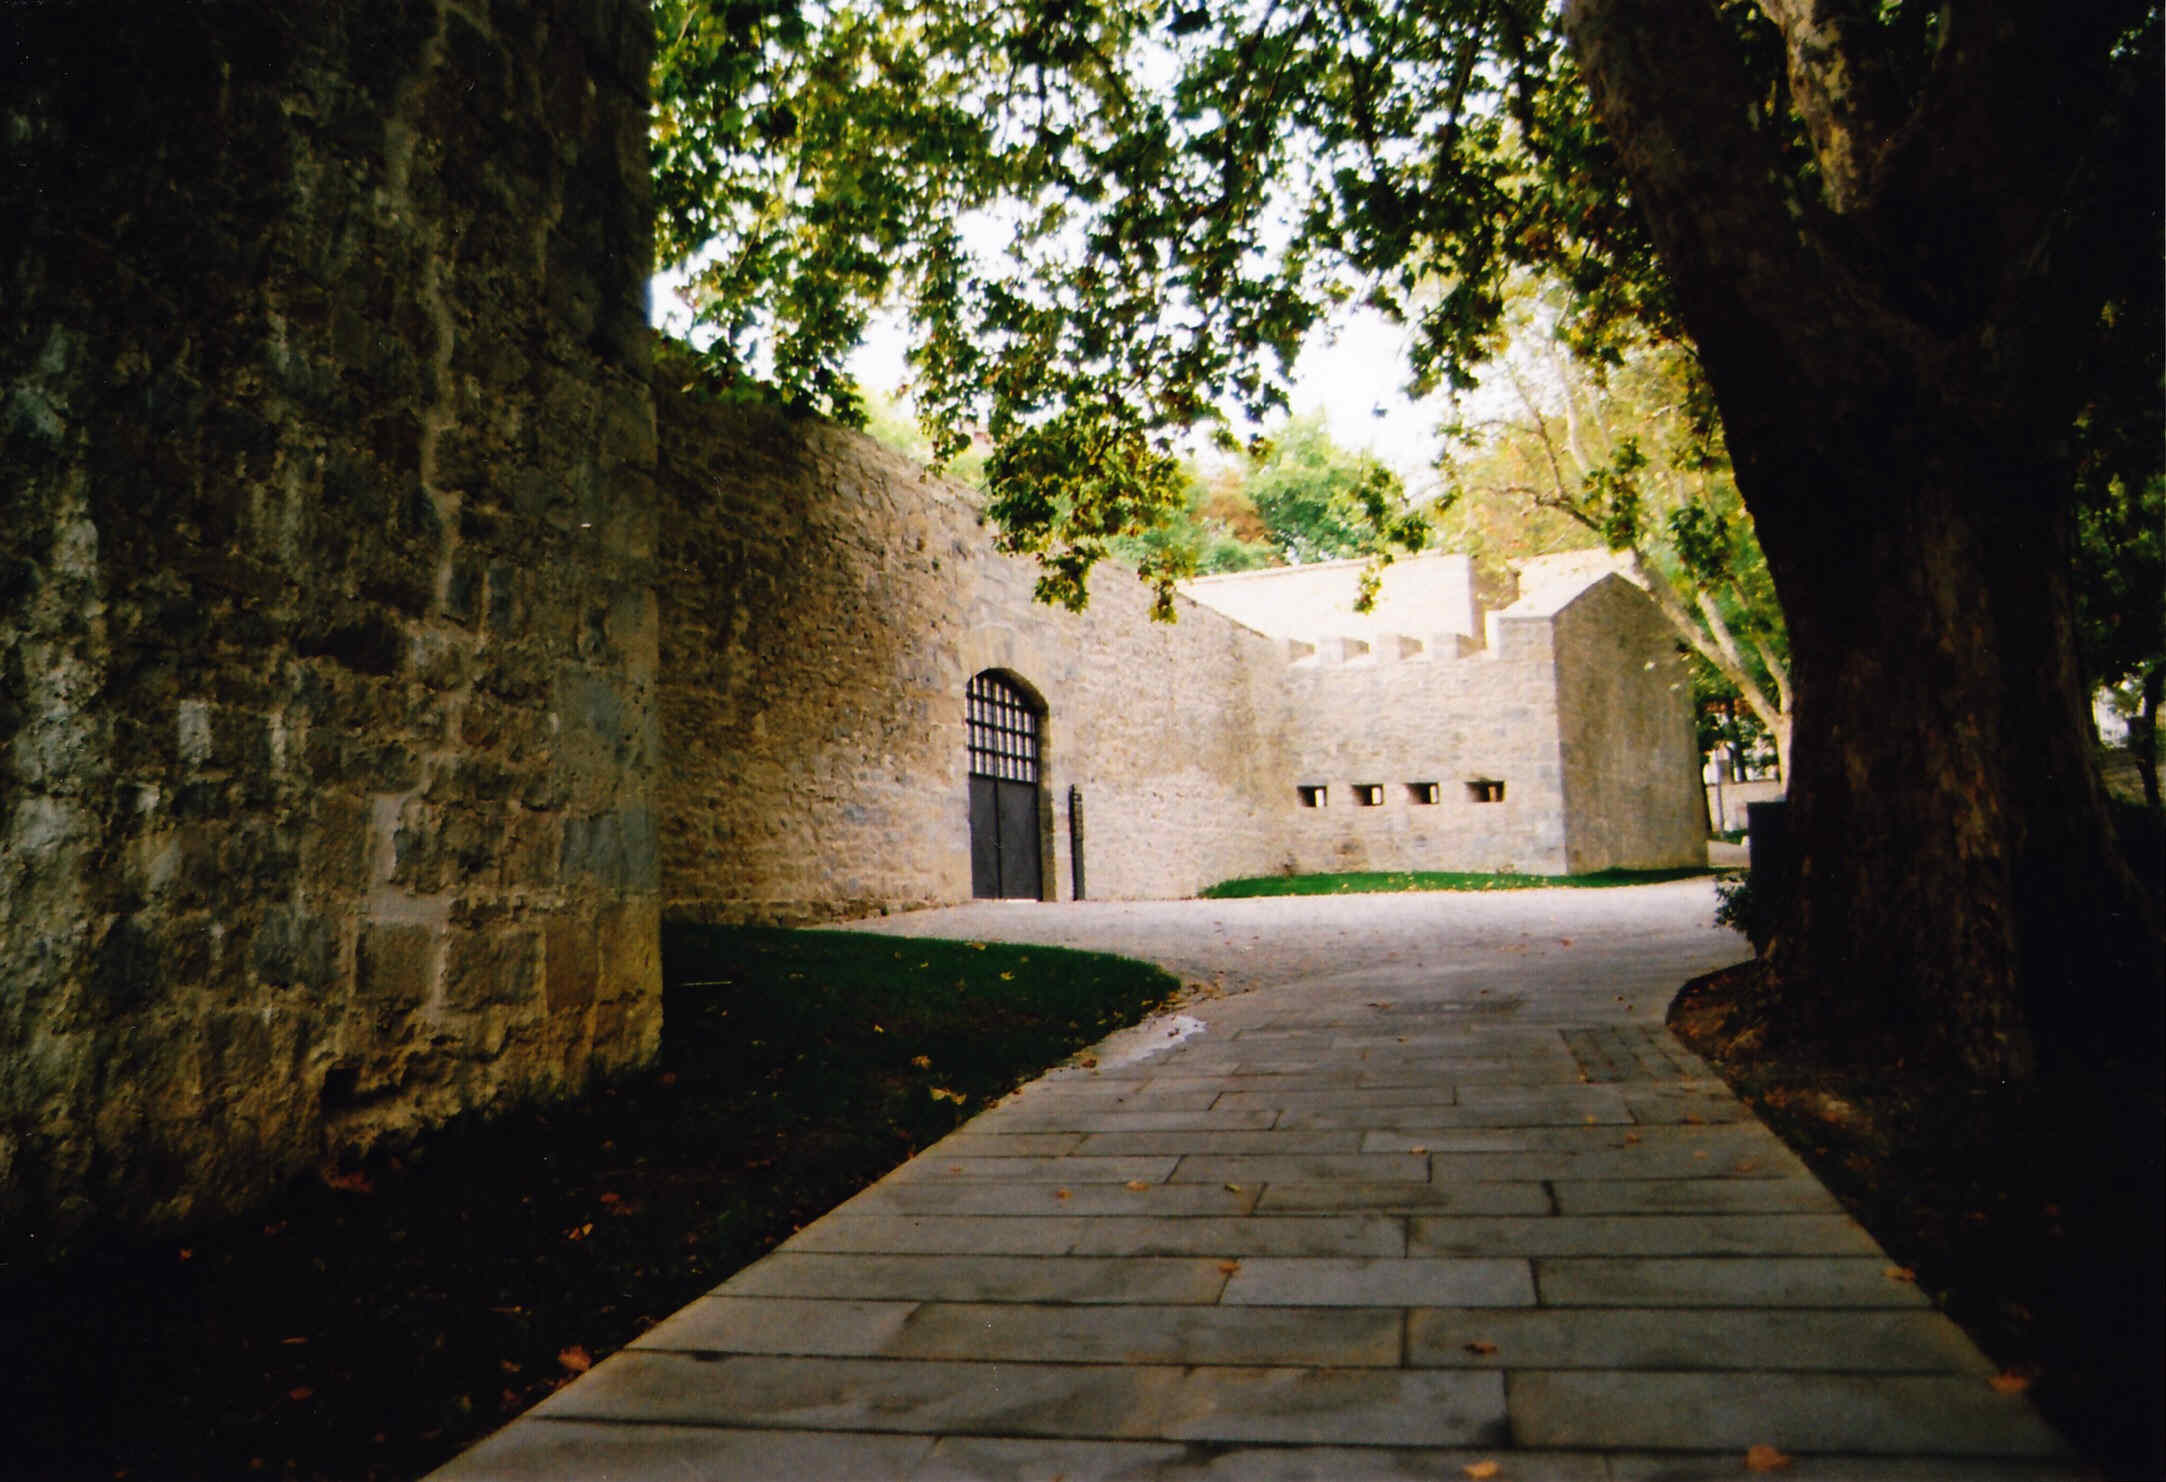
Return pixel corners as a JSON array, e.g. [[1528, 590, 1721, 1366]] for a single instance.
[[652, 268, 1450, 486], [851, 303, 1448, 484]]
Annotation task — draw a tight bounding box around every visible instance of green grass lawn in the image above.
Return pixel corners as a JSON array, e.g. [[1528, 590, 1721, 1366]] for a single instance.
[[1201, 865, 1712, 898], [4, 926, 1178, 1482]]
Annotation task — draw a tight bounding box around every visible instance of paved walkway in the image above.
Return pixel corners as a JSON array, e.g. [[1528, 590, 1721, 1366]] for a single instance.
[[434, 884, 2082, 1480]]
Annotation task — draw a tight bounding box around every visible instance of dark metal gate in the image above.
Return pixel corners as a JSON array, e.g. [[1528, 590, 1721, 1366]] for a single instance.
[[966, 671, 1042, 899]]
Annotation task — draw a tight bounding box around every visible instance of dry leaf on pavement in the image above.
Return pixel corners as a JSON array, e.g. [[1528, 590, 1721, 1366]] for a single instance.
[[1744, 1443, 1793, 1471]]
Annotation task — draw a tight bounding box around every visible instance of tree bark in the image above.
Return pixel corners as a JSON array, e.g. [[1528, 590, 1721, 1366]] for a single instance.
[[1566, 0, 2163, 1078]]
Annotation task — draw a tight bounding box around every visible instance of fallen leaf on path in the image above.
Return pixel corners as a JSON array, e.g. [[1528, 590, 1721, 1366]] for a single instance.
[[1408, 1146, 1427, 1155], [1217, 1261, 1241, 1275], [1125, 1180, 1151, 1192], [1463, 1340, 1498, 1355], [1680, 1112, 1705, 1125], [1884, 1266, 1917, 1284], [1224, 1183, 1242, 1192], [1734, 1159, 1760, 1173], [1622, 1132, 1643, 1145], [1464, 1461, 1501, 1479], [1055, 1188, 1072, 1200], [1989, 1370, 2035, 1394], [1744, 1443, 1793, 1471], [558, 1346, 593, 1375]]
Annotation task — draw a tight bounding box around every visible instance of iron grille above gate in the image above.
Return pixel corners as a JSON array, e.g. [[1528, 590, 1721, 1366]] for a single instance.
[[966, 671, 1040, 783]]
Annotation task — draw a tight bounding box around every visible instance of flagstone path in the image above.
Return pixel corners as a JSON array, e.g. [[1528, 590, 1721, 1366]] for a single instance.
[[432, 883, 2084, 1480]]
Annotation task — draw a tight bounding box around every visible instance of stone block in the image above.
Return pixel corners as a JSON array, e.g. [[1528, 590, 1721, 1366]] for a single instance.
[[596, 896, 660, 1000], [542, 915, 597, 1014], [560, 806, 658, 890], [250, 907, 338, 988], [444, 926, 540, 1012], [356, 924, 435, 1015]]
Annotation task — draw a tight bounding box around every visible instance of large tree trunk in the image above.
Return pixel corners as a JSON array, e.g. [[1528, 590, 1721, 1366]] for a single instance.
[[1746, 388, 2150, 1076], [1567, 0, 2163, 1079]]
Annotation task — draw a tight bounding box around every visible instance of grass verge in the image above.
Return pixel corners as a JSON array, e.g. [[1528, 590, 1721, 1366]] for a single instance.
[[1201, 865, 1711, 897], [0, 926, 1178, 1482]]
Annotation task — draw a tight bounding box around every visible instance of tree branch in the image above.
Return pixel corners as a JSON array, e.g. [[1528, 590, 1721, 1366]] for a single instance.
[[1751, 0, 1902, 213]]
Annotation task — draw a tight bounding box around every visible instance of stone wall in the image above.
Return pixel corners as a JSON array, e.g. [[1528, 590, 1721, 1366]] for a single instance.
[[1277, 613, 1575, 876], [656, 395, 1705, 921], [656, 392, 1301, 921], [1, 0, 660, 1251], [1549, 576, 1708, 873]]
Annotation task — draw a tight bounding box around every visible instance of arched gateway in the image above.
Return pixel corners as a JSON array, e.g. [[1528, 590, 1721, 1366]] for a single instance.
[[965, 670, 1044, 899]]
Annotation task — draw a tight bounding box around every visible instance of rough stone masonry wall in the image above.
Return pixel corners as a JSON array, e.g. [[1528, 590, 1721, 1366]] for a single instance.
[[0, 0, 659, 1252], [1279, 618, 1575, 876], [1549, 576, 1707, 872], [657, 392, 1298, 922]]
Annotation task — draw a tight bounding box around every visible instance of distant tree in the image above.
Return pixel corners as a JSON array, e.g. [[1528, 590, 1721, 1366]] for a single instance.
[[1443, 314, 1791, 775], [1106, 461, 1275, 587], [1244, 413, 1427, 569]]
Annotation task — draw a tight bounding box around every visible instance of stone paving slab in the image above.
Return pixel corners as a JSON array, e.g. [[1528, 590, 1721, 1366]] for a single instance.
[[843, 1179, 1266, 1217], [1533, 1256, 1934, 1308], [1407, 1213, 1882, 1258], [639, 1296, 1406, 1366], [434, 1422, 937, 1481], [781, 1212, 1409, 1258], [1550, 1177, 1842, 1214], [1405, 1306, 1999, 1371], [1509, 1370, 2069, 1454], [431, 888, 2080, 1480], [918, 1438, 1607, 1481], [1219, 1256, 1534, 1307], [727, 1252, 1236, 1303], [1074, 1129, 1368, 1156], [893, 1155, 1182, 1183]]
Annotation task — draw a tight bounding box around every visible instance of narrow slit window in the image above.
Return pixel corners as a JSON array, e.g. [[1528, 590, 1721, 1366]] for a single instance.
[[1297, 785, 1328, 808], [1466, 779, 1505, 804], [1352, 784, 1383, 807], [1407, 782, 1440, 805]]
